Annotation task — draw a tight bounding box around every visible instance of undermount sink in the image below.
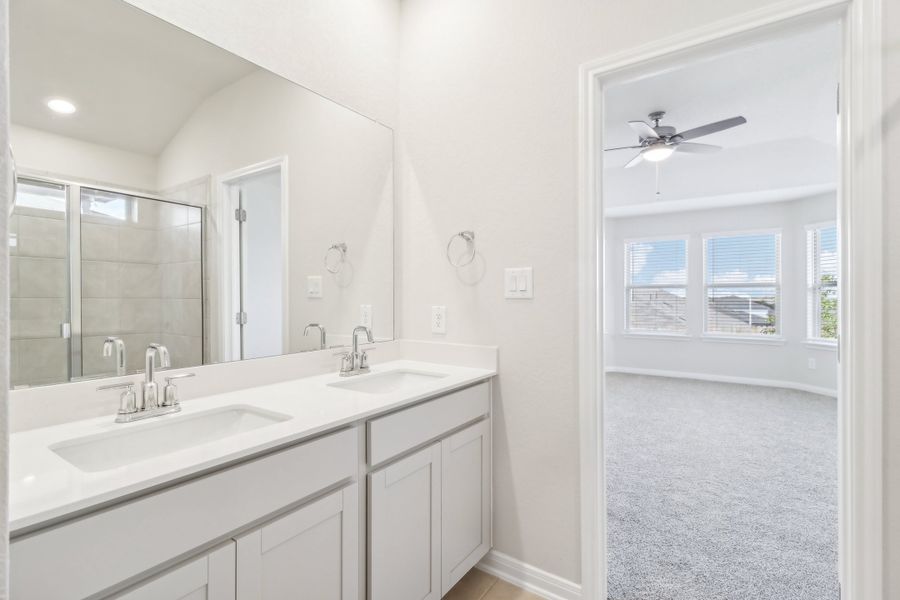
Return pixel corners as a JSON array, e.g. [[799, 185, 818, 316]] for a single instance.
[[50, 405, 292, 472], [328, 369, 448, 394]]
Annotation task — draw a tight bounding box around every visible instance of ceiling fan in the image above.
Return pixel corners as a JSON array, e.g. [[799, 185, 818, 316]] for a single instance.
[[605, 111, 747, 168]]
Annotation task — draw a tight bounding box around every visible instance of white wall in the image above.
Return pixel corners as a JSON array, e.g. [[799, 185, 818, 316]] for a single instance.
[[396, 0, 859, 585], [883, 1, 900, 596], [10, 124, 158, 191], [0, 0, 10, 594], [156, 69, 394, 352], [124, 0, 399, 127], [604, 195, 838, 394]]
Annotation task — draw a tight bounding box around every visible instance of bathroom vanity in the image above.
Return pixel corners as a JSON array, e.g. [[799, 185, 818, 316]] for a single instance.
[[10, 360, 495, 599]]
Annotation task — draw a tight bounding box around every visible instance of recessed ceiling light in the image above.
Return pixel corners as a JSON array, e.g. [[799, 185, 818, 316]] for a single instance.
[[47, 98, 77, 114]]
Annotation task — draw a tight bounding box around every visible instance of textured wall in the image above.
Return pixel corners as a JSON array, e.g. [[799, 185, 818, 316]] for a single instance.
[[397, 0, 849, 584], [883, 0, 900, 595], [0, 0, 11, 592]]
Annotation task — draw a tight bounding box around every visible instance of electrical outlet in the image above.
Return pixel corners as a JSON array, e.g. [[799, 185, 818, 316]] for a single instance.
[[431, 306, 447, 334], [808, 358, 817, 370], [306, 275, 323, 298], [360, 304, 373, 328]]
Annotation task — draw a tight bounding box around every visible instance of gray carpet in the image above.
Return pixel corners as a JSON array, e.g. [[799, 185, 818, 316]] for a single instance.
[[605, 374, 838, 600]]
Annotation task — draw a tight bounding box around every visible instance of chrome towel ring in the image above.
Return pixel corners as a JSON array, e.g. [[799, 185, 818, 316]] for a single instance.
[[446, 231, 476, 267], [325, 242, 348, 273]]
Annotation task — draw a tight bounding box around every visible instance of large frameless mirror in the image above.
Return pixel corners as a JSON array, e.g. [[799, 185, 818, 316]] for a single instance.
[[8, 0, 394, 388]]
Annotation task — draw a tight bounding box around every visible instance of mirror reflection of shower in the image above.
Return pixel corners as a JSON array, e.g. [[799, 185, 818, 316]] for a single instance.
[[9, 176, 204, 388]]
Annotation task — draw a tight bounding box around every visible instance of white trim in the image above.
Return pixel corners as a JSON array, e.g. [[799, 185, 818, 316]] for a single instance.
[[577, 1, 883, 599], [477, 551, 582, 600], [620, 332, 689, 341], [216, 157, 291, 361], [804, 339, 838, 350], [605, 366, 838, 398], [699, 334, 786, 345]]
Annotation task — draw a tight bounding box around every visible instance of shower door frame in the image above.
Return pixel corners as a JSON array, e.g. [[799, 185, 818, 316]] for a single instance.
[[15, 169, 205, 383]]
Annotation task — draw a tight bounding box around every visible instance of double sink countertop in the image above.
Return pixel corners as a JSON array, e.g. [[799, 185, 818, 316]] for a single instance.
[[10, 360, 496, 534]]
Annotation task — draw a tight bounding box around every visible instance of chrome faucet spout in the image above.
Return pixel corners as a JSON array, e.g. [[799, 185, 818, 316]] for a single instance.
[[103, 336, 126, 376], [143, 344, 170, 410], [303, 323, 327, 349]]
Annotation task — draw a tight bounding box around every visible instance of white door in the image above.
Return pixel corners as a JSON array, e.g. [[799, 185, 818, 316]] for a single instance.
[[114, 543, 235, 600], [369, 443, 441, 600], [236, 485, 359, 600], [441, 419, 492, 594]]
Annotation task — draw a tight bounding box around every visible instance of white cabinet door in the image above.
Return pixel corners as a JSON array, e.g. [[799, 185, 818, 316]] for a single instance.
[[115, 543, 235, 600], [441, 419, 492, 594], [369, 442, 441, 600], [236, 484, 359, 600]]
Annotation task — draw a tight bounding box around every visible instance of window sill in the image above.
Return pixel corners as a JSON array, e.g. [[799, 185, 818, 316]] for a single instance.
[[621, 332, 690, 341], [804, 339, 838, 350], [700, 334, 786, 346]]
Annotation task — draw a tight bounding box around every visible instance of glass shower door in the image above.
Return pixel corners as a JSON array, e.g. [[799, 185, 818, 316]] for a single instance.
[[9, 178, 72, 387]]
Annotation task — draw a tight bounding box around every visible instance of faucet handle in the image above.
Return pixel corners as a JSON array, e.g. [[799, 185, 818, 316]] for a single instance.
[[162, 372, 195, 407], [97, 381, 135, 392], [98, 382, 138, 419]]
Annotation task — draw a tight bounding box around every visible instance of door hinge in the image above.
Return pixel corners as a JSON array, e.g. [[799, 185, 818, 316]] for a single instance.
[[60, 322, 71, 339], [235, 311, 248, 325], [234, 208, 247, 222]]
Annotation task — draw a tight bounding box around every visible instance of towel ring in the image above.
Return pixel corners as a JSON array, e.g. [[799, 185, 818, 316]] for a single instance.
[[325, 242, 347, 274], [446, 231, 476, 267]]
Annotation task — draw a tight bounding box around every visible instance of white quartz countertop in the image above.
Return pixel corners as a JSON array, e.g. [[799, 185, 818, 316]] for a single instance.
[[10, 360, 495, 533]]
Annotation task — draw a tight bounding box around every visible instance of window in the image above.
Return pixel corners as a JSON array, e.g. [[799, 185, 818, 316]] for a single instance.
[[807, 224, 838, 341], [703, 232, 780, 336], [624, 238, 687, 333]]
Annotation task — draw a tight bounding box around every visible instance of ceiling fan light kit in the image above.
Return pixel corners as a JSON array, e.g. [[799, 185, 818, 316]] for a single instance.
[[605, 110, 747, 168]]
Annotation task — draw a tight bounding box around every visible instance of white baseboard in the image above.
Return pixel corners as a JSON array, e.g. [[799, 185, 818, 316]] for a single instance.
[[477, 550, 581, 600], [605, 366, 837, 398]]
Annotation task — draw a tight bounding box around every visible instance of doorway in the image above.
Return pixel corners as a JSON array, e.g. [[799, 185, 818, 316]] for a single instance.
[[576, 2, 884, 600], [219, 159, 289, 361]]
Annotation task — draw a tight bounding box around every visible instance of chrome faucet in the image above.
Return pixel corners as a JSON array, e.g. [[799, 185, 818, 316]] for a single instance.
[[143, 343, 170, 409], [303, 323, 327, 349], [102, 336, 127, 376], [98, 344, 181, 423], [337, 326, 374, 377]]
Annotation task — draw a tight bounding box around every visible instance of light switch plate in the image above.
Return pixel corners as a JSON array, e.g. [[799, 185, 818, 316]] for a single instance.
[[307, 275, 323, 298], [431, 306, 447, 334], [360, 304, 373, 328], [504, 267, 533, 299]]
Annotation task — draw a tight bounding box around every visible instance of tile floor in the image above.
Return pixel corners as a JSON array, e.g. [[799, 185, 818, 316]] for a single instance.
[[443, 569, 543, 600]]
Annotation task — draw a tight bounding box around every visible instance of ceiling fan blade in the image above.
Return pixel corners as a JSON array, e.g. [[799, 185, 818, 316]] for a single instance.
[[624, 152, 644, 168], [675, 142, 722, 154], [627, 121, 659, 140], [675, 116, 747, 141], [603, 145, 644, 152]]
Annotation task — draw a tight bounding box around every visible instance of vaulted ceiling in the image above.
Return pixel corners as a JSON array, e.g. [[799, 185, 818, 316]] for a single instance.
[[603, 22, 840, 215]]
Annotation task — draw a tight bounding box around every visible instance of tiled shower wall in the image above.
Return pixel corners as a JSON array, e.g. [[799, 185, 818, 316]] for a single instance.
[[9, 205, 69, 387], [81, 192, 203, 378]]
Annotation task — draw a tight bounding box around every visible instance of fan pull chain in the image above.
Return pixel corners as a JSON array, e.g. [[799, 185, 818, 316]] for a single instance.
[[655, 163, 661, 200]]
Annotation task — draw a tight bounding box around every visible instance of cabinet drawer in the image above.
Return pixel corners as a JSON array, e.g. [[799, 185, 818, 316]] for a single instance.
[[367, 381, 489, 466], [11, 428, 358, 600]]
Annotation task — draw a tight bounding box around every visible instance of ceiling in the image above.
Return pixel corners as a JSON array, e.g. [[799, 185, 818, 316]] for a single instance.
[[10, 0, 258, 156], [603, 22, 841, 214]]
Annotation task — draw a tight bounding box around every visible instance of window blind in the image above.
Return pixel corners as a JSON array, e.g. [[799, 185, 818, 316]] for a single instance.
[[807, 225, 838, 340], [704, 232, 780, 336], [624, 239, 687, 333]]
